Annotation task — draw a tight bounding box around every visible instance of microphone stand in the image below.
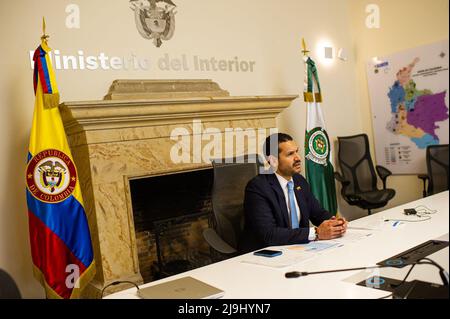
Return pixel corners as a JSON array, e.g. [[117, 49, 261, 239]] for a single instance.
[[285, 259, 448, 286], [285, 265, 389, 278]]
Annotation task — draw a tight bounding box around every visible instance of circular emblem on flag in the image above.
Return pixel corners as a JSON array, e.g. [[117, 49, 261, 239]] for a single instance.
[[26, 149, 77, 203], [305, 127, 330, 166]]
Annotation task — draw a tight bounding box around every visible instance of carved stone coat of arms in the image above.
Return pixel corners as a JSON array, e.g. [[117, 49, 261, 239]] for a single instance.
[[130, 0, 177, 47]]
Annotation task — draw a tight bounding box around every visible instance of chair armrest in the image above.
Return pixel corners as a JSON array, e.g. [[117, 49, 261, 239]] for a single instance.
[[334, 172, 351, 201], [375, 165, 392, 189], [375, 165, 392, 180], [417, 174, 429, 198], [334, 172, 361, 204], [334, 172, 350, 187], [203, 228, 237, 255]]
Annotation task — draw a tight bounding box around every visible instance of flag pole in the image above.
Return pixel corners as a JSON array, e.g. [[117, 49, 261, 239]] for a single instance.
[[301, 38, 309, 57], [41, 17, 49, 44]]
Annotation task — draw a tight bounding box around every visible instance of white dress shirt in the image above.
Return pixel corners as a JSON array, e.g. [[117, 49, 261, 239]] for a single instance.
[[274, 173, 316, 241]]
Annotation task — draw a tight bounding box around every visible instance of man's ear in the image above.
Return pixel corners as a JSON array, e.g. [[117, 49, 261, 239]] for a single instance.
[[267, 155, 278, 168]]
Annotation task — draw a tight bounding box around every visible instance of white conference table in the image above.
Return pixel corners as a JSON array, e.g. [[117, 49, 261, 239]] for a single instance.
[[106, 191, 449, 299]]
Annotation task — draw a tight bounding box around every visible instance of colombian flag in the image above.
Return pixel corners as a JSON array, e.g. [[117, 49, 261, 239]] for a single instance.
[[25, 40, 95, 299]]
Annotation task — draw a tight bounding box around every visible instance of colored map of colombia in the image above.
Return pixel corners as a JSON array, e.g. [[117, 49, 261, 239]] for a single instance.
[[386, 58, 448, 148]]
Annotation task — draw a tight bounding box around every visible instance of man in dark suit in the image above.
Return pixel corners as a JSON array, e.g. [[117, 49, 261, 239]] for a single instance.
[[239, 133, 347, 253]]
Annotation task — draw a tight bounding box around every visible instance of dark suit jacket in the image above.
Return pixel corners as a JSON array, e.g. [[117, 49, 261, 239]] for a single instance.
[[239, 173, 332, 253]]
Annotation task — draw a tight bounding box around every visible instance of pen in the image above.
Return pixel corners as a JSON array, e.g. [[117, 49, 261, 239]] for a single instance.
[[347, 226, 375, 231]]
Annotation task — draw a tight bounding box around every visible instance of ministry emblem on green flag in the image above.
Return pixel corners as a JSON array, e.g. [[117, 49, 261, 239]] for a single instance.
[[305, 127, 330, 166]]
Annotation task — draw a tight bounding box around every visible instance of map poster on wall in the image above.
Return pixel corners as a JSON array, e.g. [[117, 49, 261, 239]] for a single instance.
[[366, 40, 449, 175]]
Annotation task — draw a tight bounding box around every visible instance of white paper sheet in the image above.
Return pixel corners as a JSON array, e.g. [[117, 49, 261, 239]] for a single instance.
[[332, 229, 374, 244]]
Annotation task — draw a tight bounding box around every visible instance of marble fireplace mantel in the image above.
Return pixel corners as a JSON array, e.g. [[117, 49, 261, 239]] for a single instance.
[[59, 79, 297, 297]]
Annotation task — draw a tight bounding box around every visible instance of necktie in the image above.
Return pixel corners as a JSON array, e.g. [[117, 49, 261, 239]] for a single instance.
[[287, 181, 299, 229]]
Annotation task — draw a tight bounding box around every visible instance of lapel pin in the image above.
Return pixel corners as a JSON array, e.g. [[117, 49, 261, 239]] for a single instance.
[[296, 186, 301, 191]]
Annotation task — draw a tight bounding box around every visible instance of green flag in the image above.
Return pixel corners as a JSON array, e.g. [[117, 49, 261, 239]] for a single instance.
[[303, 56, 338, 215]]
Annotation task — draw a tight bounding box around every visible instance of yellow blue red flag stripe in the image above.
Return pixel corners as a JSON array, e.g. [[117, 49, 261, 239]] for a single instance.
[[26, 41, 95, 299]]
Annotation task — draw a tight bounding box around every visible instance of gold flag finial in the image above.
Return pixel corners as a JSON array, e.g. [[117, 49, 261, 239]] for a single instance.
[[301, 38, 310, 56], [41, 17, 49, 43]]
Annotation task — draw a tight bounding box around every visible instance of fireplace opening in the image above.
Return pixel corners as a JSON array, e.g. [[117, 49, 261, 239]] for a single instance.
[[130, 168, 214, 283]]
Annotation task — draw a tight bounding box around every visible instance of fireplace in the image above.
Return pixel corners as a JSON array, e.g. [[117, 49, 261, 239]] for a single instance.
[[130, 168, 214, 282], [60, 79, 297, 297]]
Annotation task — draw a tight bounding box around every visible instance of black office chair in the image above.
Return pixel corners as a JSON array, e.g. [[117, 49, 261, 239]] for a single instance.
[[418, 144, 449, 197], [334, 134, 395, 215], [203, 154, 262, 260], [0, 269, 21, 299]]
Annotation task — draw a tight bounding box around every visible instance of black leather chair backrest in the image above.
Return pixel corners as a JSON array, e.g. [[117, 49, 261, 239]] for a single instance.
[[211, 154, 262, 250], [0, 269, 21, 299]]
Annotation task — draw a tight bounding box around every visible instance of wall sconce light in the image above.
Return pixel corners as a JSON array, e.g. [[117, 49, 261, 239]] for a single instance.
[[324, 47, 333, 59], [323, 46, 348, 61], [337, 48, 348, 61]]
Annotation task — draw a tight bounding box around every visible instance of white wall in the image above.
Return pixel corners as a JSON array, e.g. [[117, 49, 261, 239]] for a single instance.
[[0, 0, 447, 298]]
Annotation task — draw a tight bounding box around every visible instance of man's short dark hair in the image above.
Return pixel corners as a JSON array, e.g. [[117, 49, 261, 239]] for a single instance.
[[263, 133, 293, 158]]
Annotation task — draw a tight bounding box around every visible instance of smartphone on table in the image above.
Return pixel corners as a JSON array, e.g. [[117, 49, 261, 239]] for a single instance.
[[253, 249, 282, 257]]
